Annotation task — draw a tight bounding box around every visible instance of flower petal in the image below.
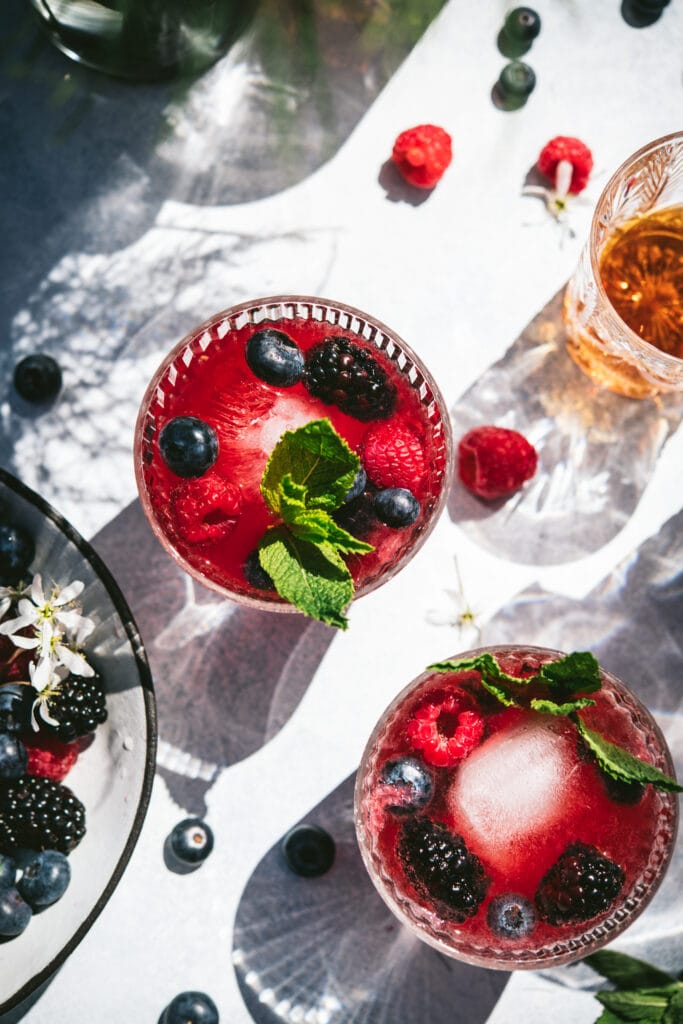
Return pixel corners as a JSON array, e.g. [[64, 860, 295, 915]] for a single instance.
[[55, 580, 85, 605]]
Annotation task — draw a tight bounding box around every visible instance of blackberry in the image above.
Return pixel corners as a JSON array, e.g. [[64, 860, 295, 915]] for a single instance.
[[0, 776, 86, 853], [399, 817, 489, 922], [41, 673, 107, 742], [535, 843, 625, 926], [332, 488, 377, 540], [304, 337, 396, 421]]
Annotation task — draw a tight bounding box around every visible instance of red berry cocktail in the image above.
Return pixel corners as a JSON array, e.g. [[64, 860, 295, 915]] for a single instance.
[[134, 296, 452, 628], [354, 646, 680, 969]]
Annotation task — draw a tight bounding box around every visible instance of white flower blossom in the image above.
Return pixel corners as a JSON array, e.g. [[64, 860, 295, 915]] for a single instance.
[[0, 575, 92, 639], [28, 661, 66, 731], [0, 581, 31, 622]]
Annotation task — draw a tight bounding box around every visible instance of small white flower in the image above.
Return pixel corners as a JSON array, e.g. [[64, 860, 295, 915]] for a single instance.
[[425, 556, 483, 643], [0, 574, 93, 640], [0, 581, 30, 622], [28, 662, 65, 731]]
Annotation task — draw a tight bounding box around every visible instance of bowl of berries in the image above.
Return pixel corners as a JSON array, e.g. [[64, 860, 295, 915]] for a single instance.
[[0, 468, 156, 1012]]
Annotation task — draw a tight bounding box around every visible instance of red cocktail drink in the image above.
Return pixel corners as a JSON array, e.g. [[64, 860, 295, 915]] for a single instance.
[[355, 646, 679, 968], [134, 297, 452, 626]]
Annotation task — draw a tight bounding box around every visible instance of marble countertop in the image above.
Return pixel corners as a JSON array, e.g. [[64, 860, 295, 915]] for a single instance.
[[1, 0, 682, 1020]]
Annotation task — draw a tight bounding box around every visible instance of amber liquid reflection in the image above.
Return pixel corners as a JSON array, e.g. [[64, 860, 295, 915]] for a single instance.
[[599, 205, 683, 359]]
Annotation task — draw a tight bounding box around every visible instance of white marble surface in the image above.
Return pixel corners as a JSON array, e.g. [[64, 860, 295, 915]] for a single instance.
[[2, 0, 683, 1020]]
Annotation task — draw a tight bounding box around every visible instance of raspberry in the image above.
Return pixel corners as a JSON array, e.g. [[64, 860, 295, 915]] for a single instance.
[[457, 425, 538, 500], [0, 775, 86, 853], [537, 136, 593, 195], [362, 423, 427, 492], [535, 842, 625, 925], [399, 817, 489, 921], [25, 734, 79, 782], [171, 472, 242, 545], [391, 125, 453, 189], [304, 337, 396, 421], [406, 694, 485, 768]]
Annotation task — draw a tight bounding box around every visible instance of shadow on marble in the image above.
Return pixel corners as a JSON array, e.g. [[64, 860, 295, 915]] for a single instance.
[[233, 774, 509, 1024], [92, 500, 335, 815], [448, 288, 683, 566]]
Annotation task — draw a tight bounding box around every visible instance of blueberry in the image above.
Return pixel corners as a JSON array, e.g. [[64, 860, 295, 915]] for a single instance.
[[169, 818, 214, 866], [282, 824, 335, 878], [0, 523, 34, 585], [487, 894, 536, 939], [373, 488, 420, 528], [17, 850, 71, 909], [242, 549, 276, 592], [503, 7, 541, 42], [0, 887, 32, 937], [246, 329, 304, 387], [0, 733, 27, 781], [380, 757, 434, 815], [498, 61, 536, 99], [162, 991, 219, 1024], [0, 854, 16, 889], [159, 417, 218, 478], [13, 354, 62, 404], [0, 684, 33, 734], [344, 466, 367, 504]]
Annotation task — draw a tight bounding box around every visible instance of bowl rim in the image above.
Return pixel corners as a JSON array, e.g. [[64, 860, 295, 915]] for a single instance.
[[0, 467, 157, 1014]]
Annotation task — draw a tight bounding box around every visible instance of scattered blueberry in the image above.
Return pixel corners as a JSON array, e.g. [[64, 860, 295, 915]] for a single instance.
[[169, 818, 214, 866], [0, 733, 27, 781], [0, 685, 33, 735], [245, 328, 304, 387], [380, 757, 434, 815], [373, 488, 420, 528], [17, 850, 71, 909], [242, 548, 276, 592], [13, 354, 62, 404], [0, 523, 34, 585], [487, 893, 537, 939], [504, 7, 541, 42], [162, 991, 219, 1024], [0, 887, 32, 937], [344, 466, 367, 504], [497, 61, 536, 103], [0, 853, 16, 889], [282, 824, 335, 878], [159, 417, 218, 478]]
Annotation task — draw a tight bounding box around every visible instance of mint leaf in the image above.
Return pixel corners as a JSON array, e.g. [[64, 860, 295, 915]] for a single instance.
[[585, 951, 675, 990], [575, 719, 683, 793], [537, 651, 602, 695], [596, 988, 672, 1021], [531, 696, 597, 716], [289, 508, 373, 554], [663, 987, 683, 1023], [261, 419, 359, 514], [428, 652, 599, 712], [258, 526, 353, 629], [594, 1010, 633, 1024]]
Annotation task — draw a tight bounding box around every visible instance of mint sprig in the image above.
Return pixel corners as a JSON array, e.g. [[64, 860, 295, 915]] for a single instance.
[[428, 651, 681, 793], [257, 419, 373, 629], [584, 950, 683, 1023]]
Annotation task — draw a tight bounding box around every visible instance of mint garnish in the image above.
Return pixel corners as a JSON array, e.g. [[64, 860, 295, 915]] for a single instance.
[[257, 419, 373, 629], [584, 950, 683, 1023], [575, 718, 683, 793], [428, 651, 681, 793]]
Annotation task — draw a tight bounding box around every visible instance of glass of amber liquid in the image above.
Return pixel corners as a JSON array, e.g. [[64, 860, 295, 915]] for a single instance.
[[564, 132, 683, 398]]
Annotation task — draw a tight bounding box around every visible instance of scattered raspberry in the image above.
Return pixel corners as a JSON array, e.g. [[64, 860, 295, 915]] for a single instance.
[[406, 694, 485, 768], [535, 842, 624, 925], [25, 734, 79, 782], [362, 423, 427, 493], [457, 426, 538, 500], [391, 124, 453, 189], [537, 136, 593, 195], [171, 472, 242, 545], [399, 817, 490, 921]]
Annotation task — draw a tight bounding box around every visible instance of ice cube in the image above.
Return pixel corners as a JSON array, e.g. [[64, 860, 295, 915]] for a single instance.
[[257, 393, 315, 454], [446, 720, 574, 871]]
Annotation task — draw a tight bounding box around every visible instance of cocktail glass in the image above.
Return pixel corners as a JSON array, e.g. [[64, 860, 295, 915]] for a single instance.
[[354, 644, 679, 969], [563, 131, 683, 398], [134, 295, 453, 621]]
